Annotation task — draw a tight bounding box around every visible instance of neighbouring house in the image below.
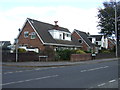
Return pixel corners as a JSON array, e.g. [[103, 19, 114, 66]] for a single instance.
[[107, 38, 116, 50], [88, 35, 115, 50], [17, 18, 82, 53], [72, 29, 99, 53], [0, 41, 11, 52], [88, 35, 105, 50]]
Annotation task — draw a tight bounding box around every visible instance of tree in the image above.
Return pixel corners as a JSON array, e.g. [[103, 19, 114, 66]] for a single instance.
[[97, 1, 120, 37]]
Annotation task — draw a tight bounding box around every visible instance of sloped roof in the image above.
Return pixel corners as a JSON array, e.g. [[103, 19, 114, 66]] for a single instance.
[[27, 18, 81, 47], [90, 35, 103, 41], [108, 38, 116, 45], [74, 30, 94, 47]]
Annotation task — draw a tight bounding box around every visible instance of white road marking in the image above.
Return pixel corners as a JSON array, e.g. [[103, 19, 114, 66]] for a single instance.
[[3, 67, 58, 74], [1, 75, 59, 86], [97, 79, 117, 87], [81, 66, 109, 72], [109, 79, 116, 83], [35, 68, 42, 70], [60, 66, 65, 68], [4, 72, 13, 74], [98, 83, 106, 87], [16, 71, 23, 73], [80, 70, 87, 72], [50, 67, 58, 69]]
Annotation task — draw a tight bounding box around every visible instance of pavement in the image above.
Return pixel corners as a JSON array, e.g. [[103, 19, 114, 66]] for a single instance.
[[2, 58, 119, 67]]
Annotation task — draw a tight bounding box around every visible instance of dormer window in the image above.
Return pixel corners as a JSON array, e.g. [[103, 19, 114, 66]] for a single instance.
[[24, 31, 29, 38], [60, 34, 62, 40], [49, 29, 71, 41], [66, 33, 71, 37], [66, 34, 69, 37]]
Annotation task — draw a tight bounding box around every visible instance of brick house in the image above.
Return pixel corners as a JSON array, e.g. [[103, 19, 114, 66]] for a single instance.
[[88, 35, 106, 50], [72, 29, 99, 53], [17, 18, 82, 53]]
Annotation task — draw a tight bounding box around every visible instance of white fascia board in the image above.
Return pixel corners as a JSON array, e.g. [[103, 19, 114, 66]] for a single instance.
[[27, 19, 45, 44], [74, 30, 91, 48], [43, 43, 82, 48]]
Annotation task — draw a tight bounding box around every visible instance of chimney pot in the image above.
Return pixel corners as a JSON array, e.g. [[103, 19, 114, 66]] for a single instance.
[[54, 21, 58, 25]]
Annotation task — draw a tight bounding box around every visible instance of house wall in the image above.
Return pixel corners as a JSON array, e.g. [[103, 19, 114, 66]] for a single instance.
[[72, 32, 89, 51], [18, 21, 45, 51], [105, 38, 108, 49], [101, 36, 105, 48]]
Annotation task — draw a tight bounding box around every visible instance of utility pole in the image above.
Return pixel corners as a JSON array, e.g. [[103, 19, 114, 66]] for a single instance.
[[114, 0, 118, 57], [15, 38, 18, 62]]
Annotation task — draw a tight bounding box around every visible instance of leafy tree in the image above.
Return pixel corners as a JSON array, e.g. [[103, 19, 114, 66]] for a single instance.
[[97, 1, 120, 37]]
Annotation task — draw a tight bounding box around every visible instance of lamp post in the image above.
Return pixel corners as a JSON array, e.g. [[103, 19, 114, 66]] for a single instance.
[[15, 38, 18, 62], [114, 0, 118, 57]]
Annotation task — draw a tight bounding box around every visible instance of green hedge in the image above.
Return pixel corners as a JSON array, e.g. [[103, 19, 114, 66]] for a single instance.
[[14, 48, 26, 53], [56, 49, 86, 60]]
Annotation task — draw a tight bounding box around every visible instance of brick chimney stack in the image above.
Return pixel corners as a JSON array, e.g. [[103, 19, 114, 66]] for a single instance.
[[54, 21, 58, 25], [54, 21, 59, 30]]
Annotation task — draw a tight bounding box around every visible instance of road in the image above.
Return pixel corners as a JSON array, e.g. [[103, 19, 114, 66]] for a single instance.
[[2, 59, 119, 89]]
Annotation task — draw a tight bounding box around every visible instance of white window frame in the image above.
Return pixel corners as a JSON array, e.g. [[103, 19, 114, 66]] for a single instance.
[[30, 32, 36, 39], [78, 39, 83, 44]]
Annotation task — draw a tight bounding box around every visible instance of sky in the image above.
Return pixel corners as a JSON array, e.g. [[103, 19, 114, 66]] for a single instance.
[[0, 0, 108, 43]]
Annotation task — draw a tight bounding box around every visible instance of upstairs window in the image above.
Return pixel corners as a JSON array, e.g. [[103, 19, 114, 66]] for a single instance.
[[60, 34, 62, 40], [66, 34, 70, 37], [30, 32, 36, 39], [24, 31, 29, 38], [78, 39, 83, 44]]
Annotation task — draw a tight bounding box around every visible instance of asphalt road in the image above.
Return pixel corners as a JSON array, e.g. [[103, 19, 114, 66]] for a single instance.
[[2, 59, 119, 89]]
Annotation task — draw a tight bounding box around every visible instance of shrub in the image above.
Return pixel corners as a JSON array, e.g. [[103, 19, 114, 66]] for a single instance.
[[13, 48, 26, 53], [56, 49, 75, 60], [101, 50, 111, 53], [18, 48, 26, 53], [76, 50, 86, 54], [84, 51, 91, 53], [56, 49, 86, 60]]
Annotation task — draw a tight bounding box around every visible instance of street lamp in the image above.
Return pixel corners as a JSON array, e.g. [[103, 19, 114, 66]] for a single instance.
[[114, 0, 118, 57], [15, 38, 18, 62]]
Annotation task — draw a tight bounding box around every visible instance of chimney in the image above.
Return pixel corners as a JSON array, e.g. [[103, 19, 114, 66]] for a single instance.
[[54, 21, 59, 30], [54, 21, 58, 25]]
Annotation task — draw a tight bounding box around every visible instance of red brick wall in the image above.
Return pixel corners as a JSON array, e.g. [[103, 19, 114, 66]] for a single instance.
[[2, 52, 54, 62], [18, 21, 45, 51], [70, 54, 92, 61], [72, 32, 89, 51]]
